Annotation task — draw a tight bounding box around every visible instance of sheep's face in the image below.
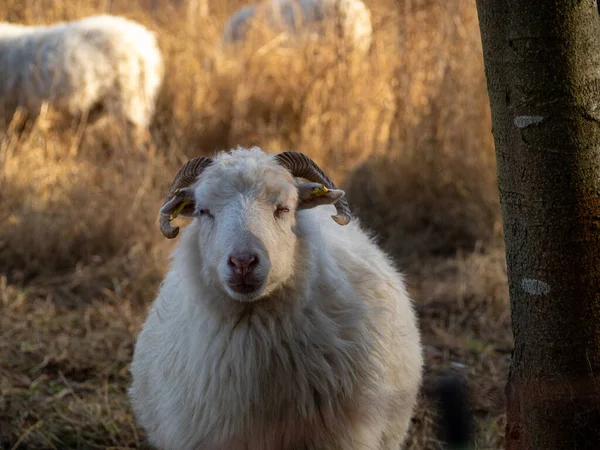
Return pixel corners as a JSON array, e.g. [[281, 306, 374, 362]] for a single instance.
[[164, 150, 345, 302]]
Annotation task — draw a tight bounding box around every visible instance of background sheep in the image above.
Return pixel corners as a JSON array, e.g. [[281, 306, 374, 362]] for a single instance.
[[220, 0, 373, 56], [0, 14, 164, 132], [128, 147, 423, 449]]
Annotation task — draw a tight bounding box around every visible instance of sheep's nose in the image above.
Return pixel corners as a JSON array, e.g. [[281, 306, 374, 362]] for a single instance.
[[228, 253, 259, 276]]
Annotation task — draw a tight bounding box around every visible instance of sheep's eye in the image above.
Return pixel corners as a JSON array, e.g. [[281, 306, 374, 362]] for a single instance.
[[275, 206, 290, 218], [199, 209, 213, 218]]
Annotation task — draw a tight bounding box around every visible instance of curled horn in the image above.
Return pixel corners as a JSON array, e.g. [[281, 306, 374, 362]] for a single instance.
[[160, 156, 213, 239], [274, 151, 351, 225]]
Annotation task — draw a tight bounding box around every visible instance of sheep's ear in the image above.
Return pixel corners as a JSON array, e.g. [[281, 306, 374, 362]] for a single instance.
[[297, 182, 345, 210], [159, 187, 197, 219]]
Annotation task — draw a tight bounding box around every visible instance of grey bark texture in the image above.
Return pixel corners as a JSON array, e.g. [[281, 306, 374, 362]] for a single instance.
[[475, 1, 600, 449]]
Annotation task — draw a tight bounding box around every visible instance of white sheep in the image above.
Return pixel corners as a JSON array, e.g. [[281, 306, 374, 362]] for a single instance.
[[128, 147, 423, 449], [220, 0, 373, 56], [0, 14, 164, 131]]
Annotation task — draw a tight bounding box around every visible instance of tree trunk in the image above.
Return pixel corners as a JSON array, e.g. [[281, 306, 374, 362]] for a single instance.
[[474, 1, 600, 449]]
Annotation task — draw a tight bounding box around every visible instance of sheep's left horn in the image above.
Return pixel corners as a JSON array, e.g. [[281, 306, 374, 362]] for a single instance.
[[160, 156, 213, 238], [275, 151, 351, 225]]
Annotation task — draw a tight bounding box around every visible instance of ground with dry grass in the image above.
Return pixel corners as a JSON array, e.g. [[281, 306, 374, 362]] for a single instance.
[[0, 0, 510, 448]]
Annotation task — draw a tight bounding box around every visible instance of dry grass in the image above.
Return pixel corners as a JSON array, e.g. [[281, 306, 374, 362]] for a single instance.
[[0, 0, 510, 449]]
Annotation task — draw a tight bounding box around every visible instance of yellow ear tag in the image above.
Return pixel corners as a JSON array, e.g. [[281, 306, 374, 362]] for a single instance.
[[311, 185, 329, 197], [171, 199, 190, 221]]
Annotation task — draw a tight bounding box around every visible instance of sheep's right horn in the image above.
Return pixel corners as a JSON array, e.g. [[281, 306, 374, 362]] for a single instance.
[[159, 156, 213, 239]]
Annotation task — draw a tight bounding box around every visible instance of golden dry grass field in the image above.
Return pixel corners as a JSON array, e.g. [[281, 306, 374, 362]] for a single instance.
[[0, 0, 510, 448]]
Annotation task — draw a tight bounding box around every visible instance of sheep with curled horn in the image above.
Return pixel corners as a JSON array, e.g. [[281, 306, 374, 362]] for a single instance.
[[129, 146, 423, 449]]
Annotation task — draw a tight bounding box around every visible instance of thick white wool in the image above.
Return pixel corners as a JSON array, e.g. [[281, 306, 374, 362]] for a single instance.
[[129, 147, 423, 449]]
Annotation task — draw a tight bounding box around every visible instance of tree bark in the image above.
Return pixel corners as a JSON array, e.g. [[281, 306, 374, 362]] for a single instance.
[[474, 1, 600, 449]]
